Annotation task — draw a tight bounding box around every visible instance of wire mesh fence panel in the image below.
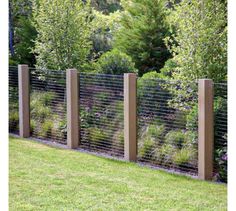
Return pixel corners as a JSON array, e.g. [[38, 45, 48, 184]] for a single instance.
[[79, 73, 124, 157], [29, 68, 67, 144], [137, 78, 198, 175], [9, 66, 19, 134], [213, 82, 227, 182]]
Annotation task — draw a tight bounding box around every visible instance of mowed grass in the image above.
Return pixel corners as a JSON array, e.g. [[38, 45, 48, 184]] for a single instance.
[[9, 136, 227, 211]]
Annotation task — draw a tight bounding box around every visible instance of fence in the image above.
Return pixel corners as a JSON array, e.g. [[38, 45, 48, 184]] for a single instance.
[[8, 65, 227, 182], [137, 79, 198, 175], [9, 66, 19, 134], [30, 67, 67, 144], [79, 73, 124, 157]]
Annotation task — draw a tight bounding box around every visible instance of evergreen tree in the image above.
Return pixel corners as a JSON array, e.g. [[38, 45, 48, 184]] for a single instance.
[[115, 0, 171, 76], [9, 0, 37, 66]]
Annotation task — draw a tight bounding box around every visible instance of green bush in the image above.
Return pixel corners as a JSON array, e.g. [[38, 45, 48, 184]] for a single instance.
[[183, 131, 198, 148], [186, 95, 227, 182], [57, 118, 67, 139], [117, 130, 124, 145], [165, 131, 185, 149], [9, 111, 19, 131], [138, 124, 166, 160], [40, 121, 54, 137], [173, 148, 196, 166], [215, 143, 227, 183], [31, 91, 56, 106], [94, 49, 137, 74], [80, 108, 95, 129], [30, 91, 56, 121], [30, 119, 37, 135], [139, 138, 155, 159], [147, 124, 165, 139], [158, 144, 177, 165], [31, 102, 51, 121], [186, 104, 198, 131], [112, 129, 124, 150], [89, 127, 109, 145]]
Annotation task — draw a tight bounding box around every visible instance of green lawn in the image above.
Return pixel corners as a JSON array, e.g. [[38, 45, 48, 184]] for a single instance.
[[9, 136, 227, 211]]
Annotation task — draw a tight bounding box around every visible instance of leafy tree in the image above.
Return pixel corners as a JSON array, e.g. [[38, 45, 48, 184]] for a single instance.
[[115, 0, 171, 76], [165, 0, 227, 82], [9, 0, 37, 66], [33, 0, 94, 70], [89, 10, 121, 60]]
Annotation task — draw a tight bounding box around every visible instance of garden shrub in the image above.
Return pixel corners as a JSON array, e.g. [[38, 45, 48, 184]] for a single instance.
[[80, 108, 94, 129], [138, 124, 166, 160], [117, 130, 124, 145], [29, 91, 67, 141], [31, 91, 56, 107], [173, 148, 196, 167], [95, 49, 137, 75], [31, 102, 51, 121], [186, 104, 198, 131], [214, 96, 227, 183], [57, 118, 67, 140], [158, 144, 177, 165], [151, 130, 198, 168], [30, 119, 37, 135], [139, 138, 156, 160], [88, 127, 109, 145], [183, 131, 198, 148], [186, 95, 227, 182], [147, 124, 165, 140], [9, 111, 19, 132], [111, 129, 124, 152], [30, 91, 56, 121], [215, 141, 227, 183], [164, 130, 185, 149], [40, 120, 54, 137]]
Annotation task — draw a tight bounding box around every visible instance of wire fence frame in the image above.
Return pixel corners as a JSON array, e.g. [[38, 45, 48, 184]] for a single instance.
[[8, 65, 228, 182], [137, 77, 199, 175], [29, 67, 67, 144], [79, 72, 124, 157]]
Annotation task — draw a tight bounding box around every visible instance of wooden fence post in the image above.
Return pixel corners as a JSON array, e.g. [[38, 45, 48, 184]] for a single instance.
[[124, 73, 137, 161], [198, 79, 214, 180], [66, 69, 79, 149], [18, 64, 30, 138]]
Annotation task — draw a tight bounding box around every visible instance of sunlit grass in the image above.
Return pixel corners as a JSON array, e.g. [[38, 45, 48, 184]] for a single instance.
[[9, 136, 227, 210]]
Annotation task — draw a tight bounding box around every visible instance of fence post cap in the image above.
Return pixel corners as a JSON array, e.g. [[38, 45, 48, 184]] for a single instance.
[[198, 78, 213, 82], [66, 68, 77, 73]]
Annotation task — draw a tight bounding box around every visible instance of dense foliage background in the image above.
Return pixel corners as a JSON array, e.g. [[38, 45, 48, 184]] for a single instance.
[[9, 0, 227, 182]]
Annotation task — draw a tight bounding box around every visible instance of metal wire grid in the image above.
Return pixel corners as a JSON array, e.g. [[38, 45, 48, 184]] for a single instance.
[[213, 82, 227, 181], [137, 78, 198, 174], [79, 73, 124, 157], [29, 68, 67, 144], [9, 66, 19, 134]]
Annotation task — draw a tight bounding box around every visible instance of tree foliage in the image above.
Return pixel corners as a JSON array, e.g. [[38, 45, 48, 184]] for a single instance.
[[165, 0, 227, 82], [33, 0, 93, 70], [115, 0, 171, 76], [91, 0, 121, 14], [89, 10, 121, 61], [9, 0, 37, 66]]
